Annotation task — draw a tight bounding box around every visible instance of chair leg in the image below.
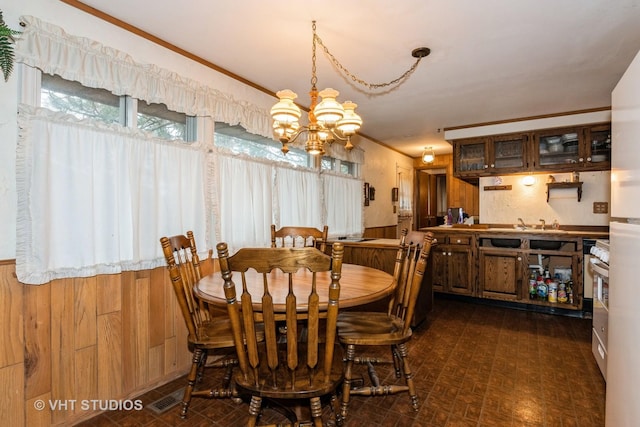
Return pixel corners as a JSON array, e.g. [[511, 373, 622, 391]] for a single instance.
[[196, 349, 208, 384], [310, 396, 323, 427], [392, 345, 402, 378], [397, 342, 419, 411], [247, 395, 262, 427], [181, 348, 205, 418], [340, 344, 355, 422]]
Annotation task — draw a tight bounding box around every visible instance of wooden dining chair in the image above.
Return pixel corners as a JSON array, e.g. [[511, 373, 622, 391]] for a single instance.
[[337, 231, 435, 422], [160, 231, 264, 418], [270, 224, 329, 252], [216, 242, 345, 427]]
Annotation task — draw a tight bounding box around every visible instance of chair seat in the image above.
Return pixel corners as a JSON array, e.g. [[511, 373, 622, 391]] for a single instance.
[[192, 318, 265, 349], [337, 312, 412, 346], [233, 342, 344, 400]]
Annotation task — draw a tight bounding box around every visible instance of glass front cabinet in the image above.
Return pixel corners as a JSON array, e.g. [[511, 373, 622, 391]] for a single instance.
[[532, 124, 611, 171], [455, 133, 528, 179], [453, 123, 610, 178]]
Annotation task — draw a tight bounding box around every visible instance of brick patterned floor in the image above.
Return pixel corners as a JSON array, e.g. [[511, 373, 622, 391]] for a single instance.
[[78, 297, 605, 426]]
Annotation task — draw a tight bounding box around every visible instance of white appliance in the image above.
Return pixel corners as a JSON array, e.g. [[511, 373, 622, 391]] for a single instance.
[[590, 240, 609, 379], [606, 48, 640, 426]]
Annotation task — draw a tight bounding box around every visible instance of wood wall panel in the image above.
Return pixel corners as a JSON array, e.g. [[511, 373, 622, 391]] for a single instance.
[[50, 279, 76, 425], [149, 268, 165, 348], [96, 274, 121, 315], [121, 271, 136, 395], [97, 311, 122, 399], [0, 261, 213, 426], [74, 345, 98, 416], [74, 277, 97, 350], [0, 264, 23, 368], [24, 283, 51, 400], [134, 276, 150, 388], [0, 363, 25, 427]]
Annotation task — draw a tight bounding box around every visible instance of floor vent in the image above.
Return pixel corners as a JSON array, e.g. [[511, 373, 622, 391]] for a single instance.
[[147, 388, 184, 414]]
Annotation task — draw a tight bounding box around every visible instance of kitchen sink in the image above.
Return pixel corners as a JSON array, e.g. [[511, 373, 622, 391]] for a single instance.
[[490, 238, 522, 248], [530, 240, 563, 250]]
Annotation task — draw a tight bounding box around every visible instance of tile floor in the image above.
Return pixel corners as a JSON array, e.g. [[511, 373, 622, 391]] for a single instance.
[[78, 296, 605, 426]]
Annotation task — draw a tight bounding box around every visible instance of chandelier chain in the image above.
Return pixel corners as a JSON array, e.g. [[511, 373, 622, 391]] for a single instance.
[[311, 21, 318, 88], [313, 29, 423, 90]]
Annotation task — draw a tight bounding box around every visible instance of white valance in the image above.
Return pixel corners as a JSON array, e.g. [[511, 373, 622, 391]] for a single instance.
[[14, 15, 272, 139]]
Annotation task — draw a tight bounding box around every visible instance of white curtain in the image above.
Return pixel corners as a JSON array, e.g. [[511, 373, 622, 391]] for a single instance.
[[274, 167, 322, 229], [16, 106, 207, 284], [398, 168, 414, 217], [322, 173, 364, 237], [213, 154, 274, 254]]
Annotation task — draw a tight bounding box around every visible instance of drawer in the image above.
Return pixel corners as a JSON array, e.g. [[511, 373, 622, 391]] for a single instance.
[[592, 329, 607, 380], [449, 236, 471, 245]]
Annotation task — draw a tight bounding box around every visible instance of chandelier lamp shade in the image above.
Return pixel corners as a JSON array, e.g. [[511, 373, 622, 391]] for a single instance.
[[422, 146, 435, 164], [271, 21, 430, 155]]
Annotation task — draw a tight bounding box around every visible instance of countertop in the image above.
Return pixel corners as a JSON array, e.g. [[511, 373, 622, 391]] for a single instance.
[[420, 225, 609, 239]]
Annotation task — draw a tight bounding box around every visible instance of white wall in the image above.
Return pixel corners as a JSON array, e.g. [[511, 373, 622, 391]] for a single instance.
[[0, 0, 412, 258], [359, 139, 414, 229], [479, 171, 611, 226]]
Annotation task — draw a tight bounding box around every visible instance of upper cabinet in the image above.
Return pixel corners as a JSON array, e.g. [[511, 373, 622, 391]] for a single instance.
[[453, 123, 610, 179], [456, 133, 529, 178]]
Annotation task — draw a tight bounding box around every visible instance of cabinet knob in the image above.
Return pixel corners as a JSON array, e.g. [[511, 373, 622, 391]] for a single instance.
[[579, 157, 584, 162], [484, 164, 489, 169], [587, 157, 592, 162], [517, 256, 522, 261], [490, 164, 495, 168], [448, 252, 452, 256]]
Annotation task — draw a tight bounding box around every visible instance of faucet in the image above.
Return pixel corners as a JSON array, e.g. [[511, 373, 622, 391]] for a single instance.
[[517, 218, 527, 229], [539, 219, 546, 231]]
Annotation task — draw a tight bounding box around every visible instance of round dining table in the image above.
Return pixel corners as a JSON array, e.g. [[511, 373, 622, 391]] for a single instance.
[[194, 263, 395, 312]]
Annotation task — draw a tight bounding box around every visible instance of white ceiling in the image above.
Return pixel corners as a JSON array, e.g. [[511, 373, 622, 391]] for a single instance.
[[76, 0, 640, 158]]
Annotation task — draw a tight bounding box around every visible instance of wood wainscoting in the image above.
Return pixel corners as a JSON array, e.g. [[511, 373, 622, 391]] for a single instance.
[[0, 257, 218, 426]]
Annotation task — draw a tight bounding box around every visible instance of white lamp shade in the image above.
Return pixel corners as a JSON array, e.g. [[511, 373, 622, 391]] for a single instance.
[[336, 101, 362, 135], [314, 88, 345, 126], [271, 90, 302, 124]]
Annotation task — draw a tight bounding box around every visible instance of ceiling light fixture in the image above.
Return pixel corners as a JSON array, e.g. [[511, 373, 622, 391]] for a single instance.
[[271, 21, 430, 155], [422, 146, 435, 164]]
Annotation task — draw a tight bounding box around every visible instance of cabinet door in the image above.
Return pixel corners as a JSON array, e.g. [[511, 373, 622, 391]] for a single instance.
[[454, 138, 489, 177], [583, 124, 611, 170], [448, 246, 473, 295], [533, 127, 582, 171], [431, 248, 448, 292], [491, 133, 529, 173], [479, 250, 523, 301]]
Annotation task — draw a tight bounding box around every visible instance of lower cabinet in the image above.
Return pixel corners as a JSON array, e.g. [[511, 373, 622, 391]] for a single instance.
[[429, 230, 588, 313], [432, 234, 474, 296], [478, 249, 524, 301]]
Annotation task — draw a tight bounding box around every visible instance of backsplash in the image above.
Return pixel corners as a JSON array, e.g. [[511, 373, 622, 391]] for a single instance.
[[479, 171, 610, 227]]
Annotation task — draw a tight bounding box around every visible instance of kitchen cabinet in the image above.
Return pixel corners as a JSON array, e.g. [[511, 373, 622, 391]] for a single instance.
[[479, 247, 523, 301], [533, 123, 611, 172], [431, 233, 474, 296], [477, 234, 583, 310], [454, 132, 528, 179], [452, 123, 610, 179]]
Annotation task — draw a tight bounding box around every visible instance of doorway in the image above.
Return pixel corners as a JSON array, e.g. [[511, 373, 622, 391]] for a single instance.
[[417, 169, 446, 229]]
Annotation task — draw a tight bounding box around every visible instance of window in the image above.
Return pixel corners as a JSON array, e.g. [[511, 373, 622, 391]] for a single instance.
[[137, 100, 192, 141], [214, 122, 309, 167], [41, 74, 121, 124], [41, 74, 196, 141]]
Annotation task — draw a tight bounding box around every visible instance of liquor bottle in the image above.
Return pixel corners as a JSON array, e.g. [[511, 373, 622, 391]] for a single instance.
[[447, 208, 453, 226]]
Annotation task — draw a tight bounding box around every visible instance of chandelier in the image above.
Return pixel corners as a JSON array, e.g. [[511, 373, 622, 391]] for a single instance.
[[271, 21, 430, 155]]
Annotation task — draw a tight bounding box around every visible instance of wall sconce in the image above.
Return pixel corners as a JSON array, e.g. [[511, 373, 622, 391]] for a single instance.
[[421, 146, 435, 164], [522, 175, 536, 186]]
